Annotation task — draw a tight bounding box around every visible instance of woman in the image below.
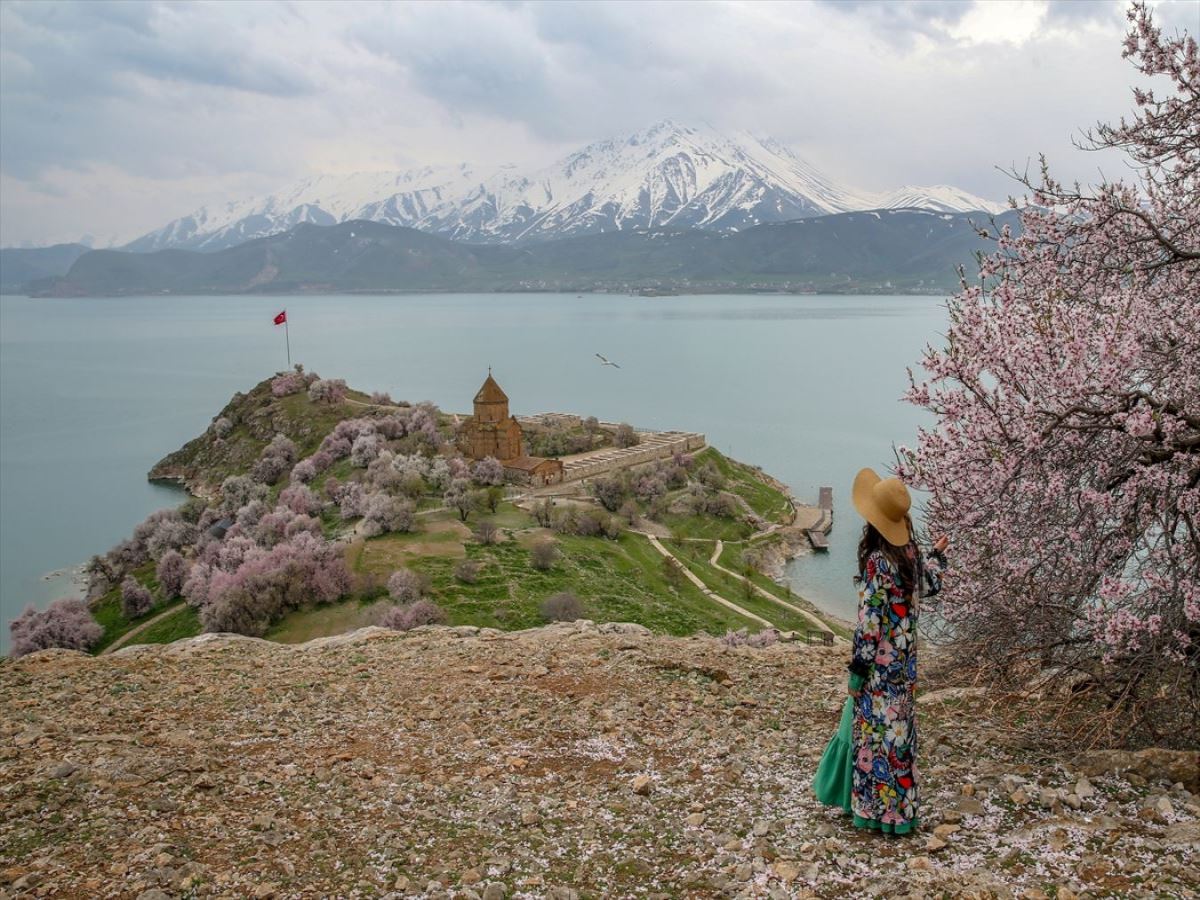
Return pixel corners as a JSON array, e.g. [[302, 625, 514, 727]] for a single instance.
[[813, 467, 948, 835]]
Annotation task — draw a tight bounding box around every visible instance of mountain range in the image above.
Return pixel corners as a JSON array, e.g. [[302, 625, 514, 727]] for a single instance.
[[124, 121, 1006, 253], [30, 208, 1018, 297]]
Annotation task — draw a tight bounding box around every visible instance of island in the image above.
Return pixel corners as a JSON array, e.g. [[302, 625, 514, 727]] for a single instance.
[[68, 368, 841, 657]]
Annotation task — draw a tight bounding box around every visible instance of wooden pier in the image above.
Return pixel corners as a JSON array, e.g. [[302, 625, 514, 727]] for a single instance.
[[807, 486, 834, 552]]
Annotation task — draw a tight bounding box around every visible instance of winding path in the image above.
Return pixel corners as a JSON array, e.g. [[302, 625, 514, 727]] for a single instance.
[[708, 540, 842, 642], [102, 603, 187, 655], [633, 532, 776, 629]]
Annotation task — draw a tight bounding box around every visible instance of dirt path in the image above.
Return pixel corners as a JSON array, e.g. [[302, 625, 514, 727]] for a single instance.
[[709, 540, 842, 642], [633, 532, 776, 629], [102, 603, 186, 655]]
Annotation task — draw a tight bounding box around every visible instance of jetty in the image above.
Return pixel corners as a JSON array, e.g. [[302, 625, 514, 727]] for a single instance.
[[807, 486, 834, 551]]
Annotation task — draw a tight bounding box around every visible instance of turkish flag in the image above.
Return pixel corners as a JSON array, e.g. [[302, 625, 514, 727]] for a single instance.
[[273, 310, 287, 325]]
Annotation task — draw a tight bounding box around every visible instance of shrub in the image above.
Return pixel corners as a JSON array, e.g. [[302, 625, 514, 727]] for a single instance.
[[337, 482, 366, 520], [308, 378, 348, 404], [453, 559, 482, 584], [156, 550, 187, 599], [694, 461, 726, 490], [9, 598, 103, 657], [252, 454, 289, 485], [473, 520, 499, 545], [219, 475, 269, 516], [387, 568, 430, 603], [592, 473, 628, 512], [530, 539, 559, 571], [540, 591, 584, 622], [362, 493, 415, 537], [484, 485, 503, 514], [132, 509, 197, 559], [290, 458, 317, 484], [472, 456, 505, 486], [614, 423, 639, 448], [533, 498, 554, 528], [194, 533, 352, 635], [350, 433, 381, 468], [212, 416, 234, 438], [551, 505, 579, 535], [271, 370, 306, 397], [370, 391, 394, 405], [278, 484, 320, 516], [120, 576, 154, 619], [618, 499, 641, 525], [445, 479, 475, 522], [576, 509, 606, 538], [381, 599, 447, 631]]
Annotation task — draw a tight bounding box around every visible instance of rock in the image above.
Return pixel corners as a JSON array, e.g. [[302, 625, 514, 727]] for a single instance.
[[1074, 777, 1096, 799], [1164, 821, 1200, 846], [1075, 749, 1200, 793], [1140, 795, 1174, 822], [482, 884, 507, 900], [632, 775, 653, 795], [1010, 787, 1029, 806], [685, 813, 706, 827], [772, 861, 800, 883], [1038, 788, 1058, 808], [752, 819, 771, 837], [932, 824, 959, 839], [907, 856, 933, 871], [925, 836, 947, 852], [953, 797, 985, 816], [519, 808, 541, 826], [49, 761, 80, 779], [136, 891, 171, 900]]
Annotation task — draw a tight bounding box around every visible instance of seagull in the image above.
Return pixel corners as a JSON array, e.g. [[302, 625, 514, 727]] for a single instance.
[[595, 353, 621, 369]]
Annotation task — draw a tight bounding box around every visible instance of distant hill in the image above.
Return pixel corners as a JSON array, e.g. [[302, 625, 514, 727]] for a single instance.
[[31, 208, 1018, 297], [0, 243, 89, 294]]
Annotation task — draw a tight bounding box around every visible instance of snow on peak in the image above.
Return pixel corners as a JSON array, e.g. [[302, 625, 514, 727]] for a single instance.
[[126, 124, 1004, 252]]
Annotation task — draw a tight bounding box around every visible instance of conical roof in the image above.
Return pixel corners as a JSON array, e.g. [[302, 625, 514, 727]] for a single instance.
[[474, 373, 508, 404]]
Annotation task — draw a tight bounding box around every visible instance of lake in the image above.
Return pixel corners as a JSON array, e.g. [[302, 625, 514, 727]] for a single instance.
[[0, 292, 947, 653]]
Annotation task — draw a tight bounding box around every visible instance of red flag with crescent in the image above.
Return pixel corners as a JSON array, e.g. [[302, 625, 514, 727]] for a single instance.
[[274, 310, 287, 325]]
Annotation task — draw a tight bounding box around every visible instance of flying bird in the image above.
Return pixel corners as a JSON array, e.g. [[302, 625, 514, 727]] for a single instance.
[[595, 353, 621, 369]]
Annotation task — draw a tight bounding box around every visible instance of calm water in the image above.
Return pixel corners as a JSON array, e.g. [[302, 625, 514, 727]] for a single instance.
[[0, 292, 946, 652]]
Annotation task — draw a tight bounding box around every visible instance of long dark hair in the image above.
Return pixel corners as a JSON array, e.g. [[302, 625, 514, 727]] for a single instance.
[[857, 516, 917, 593]]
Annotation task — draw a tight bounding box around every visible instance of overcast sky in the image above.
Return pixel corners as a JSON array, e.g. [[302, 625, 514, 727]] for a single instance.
[[1, 0, 1195, 247]]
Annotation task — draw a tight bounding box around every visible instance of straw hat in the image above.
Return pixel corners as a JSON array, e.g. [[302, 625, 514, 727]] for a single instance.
[[852, 467, 912, 547]]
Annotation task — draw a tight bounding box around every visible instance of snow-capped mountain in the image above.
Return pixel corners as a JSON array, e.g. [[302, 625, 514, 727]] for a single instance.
[[127, 122, 1005, 252]]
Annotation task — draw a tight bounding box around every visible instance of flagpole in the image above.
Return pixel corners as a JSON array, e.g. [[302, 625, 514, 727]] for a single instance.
[[285, 316, 291, 369]]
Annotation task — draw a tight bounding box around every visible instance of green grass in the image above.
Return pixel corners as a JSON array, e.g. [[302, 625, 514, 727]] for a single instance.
[[267, 598, 387, 644], [693, 447, 792, 523], [662, 539, 814, 635], [122, 603, 202, 647], [663, 512, 753, 541], [280, 519, 769, 639], [91, 563, 173, 653]]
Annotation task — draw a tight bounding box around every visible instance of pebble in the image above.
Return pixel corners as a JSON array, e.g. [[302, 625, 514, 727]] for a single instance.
[[632, 774, 653, 795]]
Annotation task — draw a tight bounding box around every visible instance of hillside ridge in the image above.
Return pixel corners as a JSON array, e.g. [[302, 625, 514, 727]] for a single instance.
[[3, 621, 1197, 897]]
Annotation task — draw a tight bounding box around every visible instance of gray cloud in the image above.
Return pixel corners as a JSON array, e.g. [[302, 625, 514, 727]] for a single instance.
[[0, 0, 1162, 247]]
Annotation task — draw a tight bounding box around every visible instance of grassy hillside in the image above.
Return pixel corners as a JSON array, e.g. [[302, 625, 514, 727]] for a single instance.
[[96, 378, 830, 655]]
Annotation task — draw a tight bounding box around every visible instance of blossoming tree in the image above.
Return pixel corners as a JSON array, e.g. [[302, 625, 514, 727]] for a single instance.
[[902, 3, 1198, 742]]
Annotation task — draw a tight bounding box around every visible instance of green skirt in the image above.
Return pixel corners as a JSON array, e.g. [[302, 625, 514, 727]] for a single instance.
[[812, 696, 919, 835]]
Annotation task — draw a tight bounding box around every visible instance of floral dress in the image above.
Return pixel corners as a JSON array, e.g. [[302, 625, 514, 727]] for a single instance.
[[813, 544, 945, 835]]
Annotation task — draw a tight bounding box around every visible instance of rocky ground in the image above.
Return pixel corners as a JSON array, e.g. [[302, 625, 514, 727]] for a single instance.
[[1, 623, 1197, 899]]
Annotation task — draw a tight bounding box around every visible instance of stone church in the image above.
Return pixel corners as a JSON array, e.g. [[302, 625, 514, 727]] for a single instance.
[[459, 373, 564, 485]]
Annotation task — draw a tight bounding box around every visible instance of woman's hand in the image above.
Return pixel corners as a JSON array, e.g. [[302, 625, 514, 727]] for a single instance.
[[932, 534, 950, 554]]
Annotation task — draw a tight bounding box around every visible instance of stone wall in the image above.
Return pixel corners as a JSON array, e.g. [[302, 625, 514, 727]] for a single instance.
[[562, 430, 706, 482]]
